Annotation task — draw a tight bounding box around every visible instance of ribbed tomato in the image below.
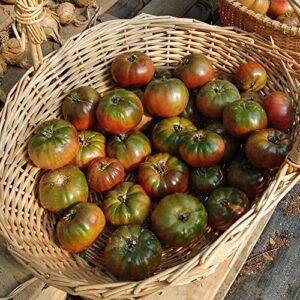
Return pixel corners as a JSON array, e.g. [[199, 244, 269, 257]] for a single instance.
[[175, 54, 214, 89], [39, 165, 88, 214], [111, 51, 155, 88], [104, 225, 162, 280], [245, 128, 291, 169], [179, 130, 225, 167], [87, 157, 125, 192], [107, 131, 151, 170], [151, 193, 208, 247], [103, 182, 151, 226], [57, 202, 106, 253], [152, 117, 196, 155], [71, 130, 105, 169], [28, 119, 79, 169], [62, 86, 100, 130], [96, 88, 143, 134], [138, 153, 189, 199]]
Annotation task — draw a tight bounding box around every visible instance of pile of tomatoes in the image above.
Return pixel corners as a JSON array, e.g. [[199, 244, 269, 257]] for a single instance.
[[27, 51, 293, 281], [238, 0, 299, 26]]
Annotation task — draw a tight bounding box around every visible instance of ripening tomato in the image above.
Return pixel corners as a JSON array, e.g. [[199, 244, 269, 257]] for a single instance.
[[144, 78, 189, 117], [234, 62, 267, 92], [103, 182, 151, 226], [238, 0, 270, 14], [87, 157, 125, 192], [104, 225, 162, 280], [152, 117, 196, 155], [96, 88, 143, 134], [223, 101, 267, 139], [196, 79, 241, 120], [39, 165, 88, 214], [268, 0, 294, 18], [180, 91, 203, 125], [262, 91, 294, 131], [175, 54, 214, 89], [57, 202, 106, 253], [179, 130, 225, 167], [138, 153, 189, 199], [245, 128, 291, 169], [111, 51, 155, 88], [71, 130, 105, 169], [28, 119, 79, 169], [107, 131, 151, 171], [62, 86, 100, 130], [151, 193, 208, 247], [277, 12, 300, 26], [227, 155, 270, 199], [206, 187, 250, 231]]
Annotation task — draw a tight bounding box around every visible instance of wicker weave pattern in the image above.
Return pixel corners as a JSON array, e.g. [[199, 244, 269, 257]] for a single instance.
[[218, 0, 300, 63], [0, 14, 300, 299]]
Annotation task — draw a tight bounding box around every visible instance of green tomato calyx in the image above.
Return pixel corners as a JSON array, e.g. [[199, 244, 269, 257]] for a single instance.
[[180, 57, 190, 66], [268, 134, 281, 145], [173, 124, 183, 132], [65, 209, 76, 222], [112, 96, 123, 105], [214, 86, 224, 93], [118, 195, 128, 203], [126, 238, 137, 250], [69, 93, 81, 103], [193, 134, 204, 143], [99, 162, 108, 170], [42, 127, 54, 139], [220, 199, 230, 207], [178, 212, 190, 222], [128, 54, 138, 63], [154, 163, 168, 175], [80, 136, 91, 147]]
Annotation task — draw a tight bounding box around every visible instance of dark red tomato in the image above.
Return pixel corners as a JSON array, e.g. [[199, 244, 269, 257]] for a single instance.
[[87, 157, 125, 192], [144, 78, 189, 117], [268, 0, 294, 18], [206, 187, 250, 231], [111, 51, 155, 88], [175, 54, 214, 89], [151, 193, 207, 247], [204, 121, 240, 163], [107, 131, 151, 171], [71, 130, 105, 169], [196, 79, 241, 120], [131, 89, 154, 132], [179, 130, 225, 167], [138, 153, 189, 199], [277, 12, 300, 26], [238, 0, 270, 14], [104, 225, 162, 280], [190, 166, 226, 196], [39, 165, 88, 214], [223, 101, 267, 139], [241, 91, 263, 105], [152, 117, 196, 155], [263, 91, 294, 131], [234, 62, 267, 92], [28, 119, 80, 169], [245, 128, 291, 169], [103, 182, 151, 226], [57, 202, 106, 253], [96, 88, 143, 134], [62, 86, 100, 130], [227, 155, 270, 199], [180, 91, 203, 125]]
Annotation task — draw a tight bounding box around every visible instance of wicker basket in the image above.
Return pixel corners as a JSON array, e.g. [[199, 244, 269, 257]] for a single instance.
[[1, 10, 300, 299], [218, 0, 300, 63]]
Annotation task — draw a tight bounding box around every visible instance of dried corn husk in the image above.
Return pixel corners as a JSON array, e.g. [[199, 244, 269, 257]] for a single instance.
[[40, 9, 63, 45], [57, 2, 77, 25], [0, 56, 7, 77], [1, 38, 27, 66]]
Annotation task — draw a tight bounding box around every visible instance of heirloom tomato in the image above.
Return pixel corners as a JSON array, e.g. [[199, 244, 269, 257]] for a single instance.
[[152, 117, 196, 155], [39, 165, 88, 214], [103, 182, 151, 226], [206, 187, 250, 231], [277, 12, 300, 26], [104, 225, 162, 280], [175, 54, 214, 89], [223, 101, 267, 139], [268, 0, 294, 18], [238, 0, 270, 14], [138, 153, 189, 199], [87, 157, 125, 192], [71, 130, 105, 169], [28, 119, 79, 169], [179, 130, 225, 167], [111, 51, 155, 88], [107, 131, 151, 170], [96, 88, 143, 134], [62, 86, 100, 130], [245, 128, 291, 169], [151, 193, 207, 247], [57, 202, 106, 253]]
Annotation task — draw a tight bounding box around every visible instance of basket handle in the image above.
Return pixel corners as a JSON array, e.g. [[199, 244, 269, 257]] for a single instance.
[[14, 0, 47, 70]]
